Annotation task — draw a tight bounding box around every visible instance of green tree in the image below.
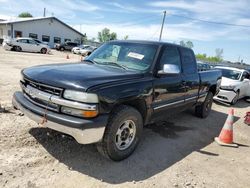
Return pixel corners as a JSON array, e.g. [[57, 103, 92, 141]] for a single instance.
[[196, 53, 221, 63], [18, 12, 33, 18], [215, 48, 223, 60], [124, 35, 129, 40], [179, 40, 194, 48], [98, 28, 117, 42]]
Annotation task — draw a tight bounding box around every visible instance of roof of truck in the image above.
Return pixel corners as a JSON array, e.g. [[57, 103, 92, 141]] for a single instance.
[[108, 40, 191, 49]]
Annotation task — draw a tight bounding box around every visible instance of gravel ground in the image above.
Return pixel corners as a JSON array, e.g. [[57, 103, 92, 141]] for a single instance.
[[0, 47, 250, 188]]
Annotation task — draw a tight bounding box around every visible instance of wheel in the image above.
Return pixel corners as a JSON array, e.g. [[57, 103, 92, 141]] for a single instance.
[[231, 91, 239, 105], [15, 46, 22, 52], [60, 47, 65, 51], [41, 48, 47, 54], [195, 91, 213, 118], [97, 105, 143, 161]]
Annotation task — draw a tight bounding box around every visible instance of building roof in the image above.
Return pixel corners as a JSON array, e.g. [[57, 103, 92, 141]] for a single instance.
[[0, 16, 84, 37]]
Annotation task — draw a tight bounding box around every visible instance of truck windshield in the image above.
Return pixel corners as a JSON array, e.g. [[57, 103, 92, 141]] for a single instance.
[[217, 68, 242, 80], [86, 42, 158, 72]]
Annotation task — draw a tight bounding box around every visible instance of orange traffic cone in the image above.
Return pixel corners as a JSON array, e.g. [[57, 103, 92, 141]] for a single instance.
[[215, 109, 238, 147], [66, 54, 69, 59]]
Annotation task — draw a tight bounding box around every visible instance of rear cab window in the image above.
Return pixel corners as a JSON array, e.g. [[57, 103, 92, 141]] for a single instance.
[[180, 48, 197, 74]]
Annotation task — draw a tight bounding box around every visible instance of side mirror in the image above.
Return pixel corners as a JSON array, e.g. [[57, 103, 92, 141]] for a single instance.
[[158, 64, 180, 75]]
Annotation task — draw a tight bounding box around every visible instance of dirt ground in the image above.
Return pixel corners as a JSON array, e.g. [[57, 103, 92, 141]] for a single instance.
[[0, 47, 250, 188]]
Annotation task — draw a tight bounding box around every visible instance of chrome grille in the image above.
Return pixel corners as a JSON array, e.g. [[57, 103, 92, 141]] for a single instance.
[[24, 78, 62, 96], [21, 78, 63, 111]]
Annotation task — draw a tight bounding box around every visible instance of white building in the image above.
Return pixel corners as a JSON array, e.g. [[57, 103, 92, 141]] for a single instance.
[[0, 17, 84, 47]]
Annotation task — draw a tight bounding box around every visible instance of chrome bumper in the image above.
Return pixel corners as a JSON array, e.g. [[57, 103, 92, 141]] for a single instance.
[[13, 92, 108, 144]]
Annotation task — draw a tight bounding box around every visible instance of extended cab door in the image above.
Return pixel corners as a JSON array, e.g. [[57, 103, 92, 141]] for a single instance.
[[179, 47, 200, 104], [152, 45, 187, 119]]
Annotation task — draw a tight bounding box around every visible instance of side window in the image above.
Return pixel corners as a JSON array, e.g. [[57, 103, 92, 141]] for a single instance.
[[28, 40, 37, 44], [180, 48, 197, 74], [159, 46, 181, 70], [18, 39, 28, 43], [242, 72, 249, 80]]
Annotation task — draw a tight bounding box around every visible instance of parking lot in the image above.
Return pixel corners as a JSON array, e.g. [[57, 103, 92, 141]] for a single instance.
[[0, 47, 250, 188]]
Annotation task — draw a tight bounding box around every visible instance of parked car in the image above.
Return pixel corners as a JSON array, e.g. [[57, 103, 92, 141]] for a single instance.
[[197, 61, 211, 71], [71, 45, 90, 54], [12, 40, 222, 161], [2, 37, 50, 54], [79, 46, 96, 56], [213, 66, 250, 105], [55, 41, 78, 51]]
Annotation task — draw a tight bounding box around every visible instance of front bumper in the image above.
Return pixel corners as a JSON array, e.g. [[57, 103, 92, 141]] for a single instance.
[[213, 89, 236, 103], [12, 91, 108, 144], [3, 43, 12, 50]]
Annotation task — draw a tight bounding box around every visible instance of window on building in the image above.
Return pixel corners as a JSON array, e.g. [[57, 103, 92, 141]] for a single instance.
[[29, 33, 38, 39], [54, 37, 61, 44], [8, 30, 11, 36], [64, 39, 71, 42], [42, 35, 50, 42], [14, 30, 22, 38]]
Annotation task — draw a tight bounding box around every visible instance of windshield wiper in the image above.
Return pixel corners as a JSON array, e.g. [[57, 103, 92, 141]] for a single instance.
[[84, 59, 96, 64], [101, 62, 128, 70]]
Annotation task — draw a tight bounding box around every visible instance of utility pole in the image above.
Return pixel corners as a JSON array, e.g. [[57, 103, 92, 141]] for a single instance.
[[159, 10, 166, 42], [43, 8, 46, 17]]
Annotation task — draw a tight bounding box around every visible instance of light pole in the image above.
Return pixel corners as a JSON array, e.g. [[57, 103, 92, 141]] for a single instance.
[[159, 10, 166, 41]]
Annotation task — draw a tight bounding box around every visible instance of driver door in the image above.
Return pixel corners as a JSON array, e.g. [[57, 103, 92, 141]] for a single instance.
[[152, 45, 186, 120]]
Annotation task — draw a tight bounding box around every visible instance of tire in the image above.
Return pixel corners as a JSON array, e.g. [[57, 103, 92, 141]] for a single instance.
[[97, 105, 143, 161], [195, 91, 213, 118], [60, 47, 65, 51], [41, 48, 47, 54], [15, 46, 22, 52], [231, 91, 239, 105]]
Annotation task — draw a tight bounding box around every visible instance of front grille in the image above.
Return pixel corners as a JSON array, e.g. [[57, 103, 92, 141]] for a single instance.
[[21, 78, 63, 111], [25, 78, 62, 96]]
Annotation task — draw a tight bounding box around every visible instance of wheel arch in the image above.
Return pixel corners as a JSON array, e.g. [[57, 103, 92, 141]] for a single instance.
[[111, 99, 148, 125]]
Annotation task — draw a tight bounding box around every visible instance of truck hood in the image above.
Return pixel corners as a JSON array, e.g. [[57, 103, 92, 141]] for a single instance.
[[22, 62, 144, 91], [221, 77, 241, 87]]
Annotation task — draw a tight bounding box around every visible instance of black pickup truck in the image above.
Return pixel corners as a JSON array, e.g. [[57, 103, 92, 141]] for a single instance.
[[13, 40, 222, 161]]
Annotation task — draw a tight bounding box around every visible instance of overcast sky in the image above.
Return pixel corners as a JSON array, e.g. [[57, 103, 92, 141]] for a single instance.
[[0, 0, 250, 64]]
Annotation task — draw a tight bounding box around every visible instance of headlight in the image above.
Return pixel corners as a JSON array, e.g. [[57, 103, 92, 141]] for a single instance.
[[220, 85, 236, 90], [61, 106, 98, 118], [63, 90, 98, 103]]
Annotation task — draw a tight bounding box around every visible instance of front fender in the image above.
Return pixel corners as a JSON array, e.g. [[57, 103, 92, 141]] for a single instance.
[[89, 78, 154, 114]]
